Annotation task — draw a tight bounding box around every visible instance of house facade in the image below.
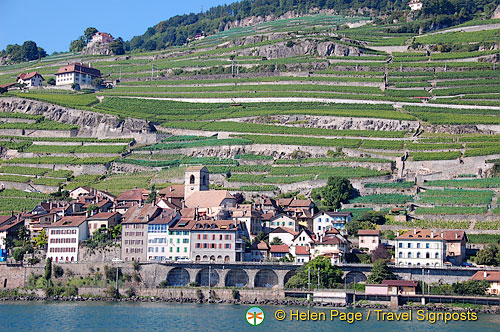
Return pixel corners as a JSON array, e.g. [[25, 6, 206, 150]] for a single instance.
[[395, 229, 446, 267], [47, 216, 89, 263], [471, 271, 500, 295], [313, 211, 352, 236], [86, 212, 121, 236], [443, 231, 467, 265], [166, 218, 194, 261], [121, 205, 161, 262], [146, 210, 179, 262], [190, 220, 244, 262], [55, 63, 101, 87], [358, 229, 381, 252], [91, 32, 114, 44], [17, 72, 44, 88]]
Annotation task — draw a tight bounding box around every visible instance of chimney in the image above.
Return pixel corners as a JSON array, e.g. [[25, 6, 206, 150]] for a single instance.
[[168, 197, 172, 203], [182, 200, 185, 209], [170, 186, 173, 192], [484, 271, 488, 278], [413, 228, 416, 235], [431, 231, 434, 238], [455, 233, 458, 239], [440, 232, 443, 239]]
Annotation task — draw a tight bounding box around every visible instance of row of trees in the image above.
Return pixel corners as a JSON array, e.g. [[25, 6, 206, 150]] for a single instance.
[[1, 41, 47, 63]]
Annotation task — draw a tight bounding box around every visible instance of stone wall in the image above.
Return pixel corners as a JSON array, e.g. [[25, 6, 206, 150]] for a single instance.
[[3, 163, 109, 176], [0, 180, 58, 194], [0, 97, 157, 144]]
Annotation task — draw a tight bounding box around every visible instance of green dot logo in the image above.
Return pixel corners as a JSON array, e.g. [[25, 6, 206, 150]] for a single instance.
[[246, 306, 265, 326]]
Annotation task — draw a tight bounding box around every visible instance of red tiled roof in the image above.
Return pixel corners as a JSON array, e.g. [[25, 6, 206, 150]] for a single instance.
[[158, 184, 184, 198], [325, 228, 340, 235], [0, 218, 23, 232], [396, 229, 443, 241], [50, 216, 86, 228], [55, 63, 101, 77], [148, 209, 178, 225], [261, 212, 275, 221], [442, 230, 466, 242], [269, 226, 298, 236], [358, 230, 380, 236], [184, 190, 234, 209], [295, 246, 309, 255], [471, 271, 500, 282], [381, 280, 418, 287], [122, 205, 161, 224], [251, 241, 270, 251], [289, 199, 312, 208], [319, 234, 348, 245], [270, 245, 289, 253], [117, 188, 149, 202], [86, 212, 120, 220], [17, 71, 44, 81], [0, 82, 16, 88], [0, 215, 16, 225]]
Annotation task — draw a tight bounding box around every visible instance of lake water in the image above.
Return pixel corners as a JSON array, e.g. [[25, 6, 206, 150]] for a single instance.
[[0, 302, 498, 332]]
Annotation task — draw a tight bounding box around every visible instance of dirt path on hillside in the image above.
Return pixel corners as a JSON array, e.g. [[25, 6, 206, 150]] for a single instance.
[[109, 95, 500, 111]]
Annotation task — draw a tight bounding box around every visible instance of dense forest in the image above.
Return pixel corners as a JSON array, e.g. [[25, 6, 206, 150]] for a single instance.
[[0, 41, 47, 63], [126, 0, 500, 52]]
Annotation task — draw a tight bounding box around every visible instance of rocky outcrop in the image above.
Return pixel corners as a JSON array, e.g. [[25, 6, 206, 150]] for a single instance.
[[0, 97, 157, 143], [82, 41, 112, 56], [492, 5, 500, 19], [423, 124, 500, 135], [234, 115, 418, 132], [235, 38, 362, 59]]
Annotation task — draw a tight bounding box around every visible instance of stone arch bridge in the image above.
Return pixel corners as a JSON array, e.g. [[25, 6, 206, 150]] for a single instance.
[[137, 262, 488, 289]]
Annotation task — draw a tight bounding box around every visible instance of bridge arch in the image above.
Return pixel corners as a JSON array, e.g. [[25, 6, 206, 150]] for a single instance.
[[254, 269, 278, 288], [166, 267, 190, 286], [283, 270, 296, 287], [344, 271, 367, 284], [225, 268, 249, 287], [195, 268, 219, 287]]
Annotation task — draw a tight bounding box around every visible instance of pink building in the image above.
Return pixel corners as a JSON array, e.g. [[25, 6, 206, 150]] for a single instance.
[[91, 32, 114, 44]]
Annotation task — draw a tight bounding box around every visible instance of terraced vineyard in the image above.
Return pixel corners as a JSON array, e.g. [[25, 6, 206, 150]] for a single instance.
[[0, 13, 500, 233]]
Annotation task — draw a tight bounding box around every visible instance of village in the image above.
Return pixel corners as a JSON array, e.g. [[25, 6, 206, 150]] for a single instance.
[[0, 166, 499, 298]]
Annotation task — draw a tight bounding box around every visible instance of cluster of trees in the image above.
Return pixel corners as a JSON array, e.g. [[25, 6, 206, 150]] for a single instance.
[[430, 279, 491, 296], [285, 256, 343, 289], [311, 176, 356, 210], [69, 27, 125, 55], [474, 244, 500, 266], [0, 41, 47, 63]]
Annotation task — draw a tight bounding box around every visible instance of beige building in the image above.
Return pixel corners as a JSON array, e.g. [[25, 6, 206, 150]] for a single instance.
[[184, 166, 209, 199], [55, 63, 101, 87], [121, 205, 161, 262], [358, 229, 381, 252], [443, 230, 467, 265], [86, 212, 121, 236]]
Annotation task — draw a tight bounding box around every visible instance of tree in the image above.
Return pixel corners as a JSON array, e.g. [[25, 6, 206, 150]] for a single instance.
[[34, 229, 48, 248], [17, 226, 30, 245], [270, 237, 283, 245], [47, 78, 56, 86], [37, 47, 47, 58], [285, 256, 343, 289], [371, 244, 392, 262], [91, 77, 103, 87], [109, 38, 125, 55], [357, 211, 386, 225], [367, 259, 395, 284], [110, 224, 122, 239], [346, 220, 375, 236], [452, 280, 490, 295], [44, 258, 52, 281], [311, 177, 355, 209], [233, 192, 244, 204], [53, 265, 64, 278], [13, 248, 25, 262], [69, 38, 85, 52], [86, 204, 99, 216], [252, 231, 268, 244], [146, 184, 156, 203], [475, 244, 499, 266], [0, 87, 7, 94], [84, 27, 98, 43]]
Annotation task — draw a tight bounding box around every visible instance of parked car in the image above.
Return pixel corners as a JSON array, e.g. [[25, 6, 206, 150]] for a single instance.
[[176, 257, 191, 263]]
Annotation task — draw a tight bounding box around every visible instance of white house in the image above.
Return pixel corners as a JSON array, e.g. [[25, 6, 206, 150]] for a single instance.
[[312, 229, 350, 264], [146, 209, 180, 262], [17, 72, 44, 88], [55, 63, 101, 87], [471, 271, 500, 295], [291, 228, 315, 248], [47, 216, 89, 263], [409, 0, 423, 11], [269, 227, 298, 246], [313, 211, 352, 236], [269, 213, 298, 232], [293, 245, 310, 263], [395, 229, 446, 267], [91, 32, 114, 44]]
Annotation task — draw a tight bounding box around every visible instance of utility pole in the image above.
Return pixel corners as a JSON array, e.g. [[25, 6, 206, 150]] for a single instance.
[[115, 266, 119, 298], [208, 265, 211, 298], [317, 268, 320, 288], [308, 267, 311, 291]]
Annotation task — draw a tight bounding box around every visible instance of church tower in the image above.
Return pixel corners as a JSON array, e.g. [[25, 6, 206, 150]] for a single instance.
[[184, 166, 209, 198]]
